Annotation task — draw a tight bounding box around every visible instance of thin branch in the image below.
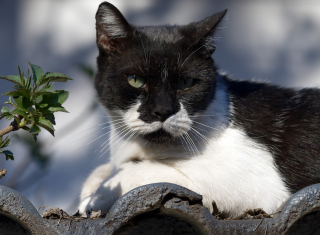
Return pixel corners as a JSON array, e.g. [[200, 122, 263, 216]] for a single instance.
[[0, 115, 23, 138], [0, 125, 15, 137], [0, 169, 7, 179]]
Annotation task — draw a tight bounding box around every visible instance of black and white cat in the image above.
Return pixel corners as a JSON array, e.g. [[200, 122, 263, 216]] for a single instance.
[[79, 2, 320, 217]]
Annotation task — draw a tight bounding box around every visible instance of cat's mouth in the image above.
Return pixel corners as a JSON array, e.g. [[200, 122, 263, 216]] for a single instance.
[[142, 128, 175, 144]]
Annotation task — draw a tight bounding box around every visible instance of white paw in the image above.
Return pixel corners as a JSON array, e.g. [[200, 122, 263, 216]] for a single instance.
[[78, 197, 91, 214], [79, 178, 122, 214]]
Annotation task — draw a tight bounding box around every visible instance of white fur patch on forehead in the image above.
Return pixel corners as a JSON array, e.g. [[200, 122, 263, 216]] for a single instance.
[[163, 104, 192, 137]]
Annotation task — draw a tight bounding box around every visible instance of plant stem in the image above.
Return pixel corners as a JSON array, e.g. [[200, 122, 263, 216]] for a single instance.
[[0, 169, 7, 179], [10, 101, 18, 109], [0, 125, 15, 137], [0, 115, 23, 137]]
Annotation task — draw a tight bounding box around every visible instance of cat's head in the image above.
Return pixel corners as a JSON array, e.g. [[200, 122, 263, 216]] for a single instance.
[[94, 2, 226, 143]]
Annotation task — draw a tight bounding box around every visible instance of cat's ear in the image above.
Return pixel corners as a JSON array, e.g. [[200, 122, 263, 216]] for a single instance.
[[181, 9, 227, 54], [95, 2, 133, 52]]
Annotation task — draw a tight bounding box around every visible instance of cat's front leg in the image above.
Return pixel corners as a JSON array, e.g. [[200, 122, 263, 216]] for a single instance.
[[80, 160, 192, 213], [79, 163, 114, 214]]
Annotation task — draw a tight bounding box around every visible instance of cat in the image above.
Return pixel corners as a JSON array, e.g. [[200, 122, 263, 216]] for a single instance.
[[79, 2, 320, 218]]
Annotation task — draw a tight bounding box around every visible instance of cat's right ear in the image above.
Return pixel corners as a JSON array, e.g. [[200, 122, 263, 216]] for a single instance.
[[180, 9, 227, 55], [95, 2, 133, 52]]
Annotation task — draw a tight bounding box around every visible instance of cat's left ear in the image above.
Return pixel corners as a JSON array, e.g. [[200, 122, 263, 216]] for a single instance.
[[95, 2, 133, 52], [180, 9, 227, 54]]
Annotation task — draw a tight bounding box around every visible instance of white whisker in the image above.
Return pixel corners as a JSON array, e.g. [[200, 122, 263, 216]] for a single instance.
[[192, 114, 226, 117], [186, 132, 200, 156], [98, 116, 124, 117], [184, 133, 197, 156], [56, 119, 124, 147], [73, 123, 128, 153], [99, 127, 134, 158], [70, 127, 118, 154], [113, 131, 137, 158], [183, 132, 200, 156], [179, 135, 189, 153], [192, 120, 221, 132], [180, 134, 192, 155], [99, 124, 130, 149], [190, 127, 211, 145], [101, 119, 125, 130]]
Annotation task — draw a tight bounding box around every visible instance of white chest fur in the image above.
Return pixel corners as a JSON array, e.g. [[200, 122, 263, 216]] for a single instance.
[[80, 79, 291, 217], [175, 126, 291, 216], [102, 125, 290, 217]]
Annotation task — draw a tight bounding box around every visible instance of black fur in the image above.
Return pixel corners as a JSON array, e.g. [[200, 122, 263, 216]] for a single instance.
[[94, 2, 226, 116], [94, 2, 320, 193], [94, 2, 225, 142], [226, 78, 320, 192]]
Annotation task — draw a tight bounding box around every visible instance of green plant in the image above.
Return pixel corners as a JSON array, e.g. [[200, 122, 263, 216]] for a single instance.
[[0, 63, 72, 160]]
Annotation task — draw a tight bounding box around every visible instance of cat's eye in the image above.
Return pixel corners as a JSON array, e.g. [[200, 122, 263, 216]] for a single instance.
[[127, 75, 145, 88], [178, 78, 194, 90]]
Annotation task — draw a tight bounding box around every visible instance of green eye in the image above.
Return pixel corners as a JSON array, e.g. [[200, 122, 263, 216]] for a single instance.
[[127, 75, 145, 88], [178, 78, 194, 90]]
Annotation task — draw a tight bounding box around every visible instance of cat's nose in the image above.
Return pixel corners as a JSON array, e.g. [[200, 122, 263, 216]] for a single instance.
[[152, 108, 174, 122]]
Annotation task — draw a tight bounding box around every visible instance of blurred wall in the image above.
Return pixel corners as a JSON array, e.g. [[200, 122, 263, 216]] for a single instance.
[[0, 0, 320, 213]]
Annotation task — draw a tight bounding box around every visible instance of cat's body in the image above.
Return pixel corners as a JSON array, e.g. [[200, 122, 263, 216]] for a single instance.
[[79, 2, 320, 217]]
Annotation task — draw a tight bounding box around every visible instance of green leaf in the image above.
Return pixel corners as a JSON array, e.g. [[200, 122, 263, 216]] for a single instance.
[[37, 117, 55, 136], [26, 76, 32, 89], [47, 106, 68, 113], [38, 90, 69, 110], [8, 155, 14, 161], [13, 115, 21, 124], [0, 136, 11, 148], [14, 96, 34, 112], [29, 63, 44, 85], [11, 108, 27, 118], [56, 90, 69, 105], [12, 84, 25, 90], [34, 95, 43, 103], [1, 106, 9, 113], [21, 126, 31, 132], [35, 84, 55, 95], [4, 88, 31, 99], [5, 114, 13, 120], [23, 77, 28, 87], [40, 83, 54, 91], [2, 150, 13, 156], [30, 124, 41, 135], [17, 88, 32, 99], [32, 134, 38, 142], [0, 75, 22, 85], [43, 113, 56, 125], [18, 66, 25, 86], [27, 106, 36, 115], [2, 91, 23, 97], [40, 72, 72, 86], [4, 97, 13, 104], [0, 112, 10, 120], [1, 64, 71, 145], [1, 150, 14, 161]]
